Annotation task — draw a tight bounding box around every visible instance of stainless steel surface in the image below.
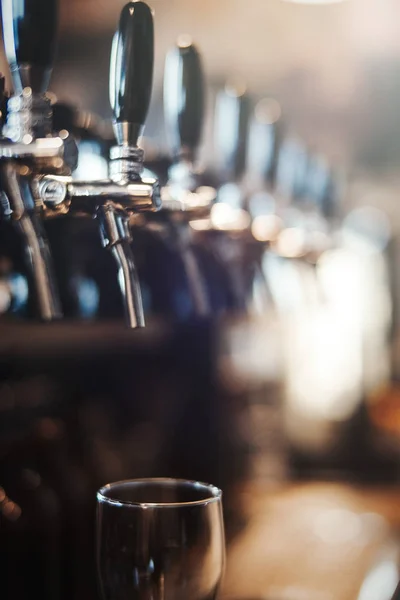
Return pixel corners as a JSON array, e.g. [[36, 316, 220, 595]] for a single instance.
[[16, 212, 62, 320], [35, 169, 160, 327], [160, 184, 216, 218], [0, 92, 76, 321], [99, 204, 145, 328], [109, 145, 145, 162], [0, 161, 62, 320], [0, 137, 64, 159], [112, 121, 144, 147], [0, 0, 72, 321], [36, 175, 161, 214]]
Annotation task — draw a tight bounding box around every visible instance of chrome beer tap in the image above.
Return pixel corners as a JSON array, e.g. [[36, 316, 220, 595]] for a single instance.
[[0, 0, 72, 320], [6, 1, 160, 328]]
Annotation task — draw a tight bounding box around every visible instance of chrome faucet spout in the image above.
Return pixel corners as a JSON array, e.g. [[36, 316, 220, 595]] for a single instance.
[[99, 205, 144, 328], [0, 160, 62, 320]]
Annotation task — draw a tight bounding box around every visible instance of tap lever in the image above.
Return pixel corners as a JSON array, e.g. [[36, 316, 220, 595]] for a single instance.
[[110, 1, 154, 148], [164, 38, 204, 165], [1, 0, 59, 95]]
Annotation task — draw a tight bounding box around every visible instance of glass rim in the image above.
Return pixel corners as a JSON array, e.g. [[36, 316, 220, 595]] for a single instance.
[[97, 477, 223, 508]]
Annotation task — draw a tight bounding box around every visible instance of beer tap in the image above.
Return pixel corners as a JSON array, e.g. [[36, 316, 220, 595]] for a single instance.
[[246, 98, 283, 226], [67, 0, 160, 328], [0, 0, 72, 320], [2, 1, 161, 328], [159, 37, 214, 317], [204, 83, 257, 312], [244, 98, 285, 312]]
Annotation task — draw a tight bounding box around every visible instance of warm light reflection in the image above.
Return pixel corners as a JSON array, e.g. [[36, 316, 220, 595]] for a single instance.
[[161, 185, 216, 211], [252, 215, 283, 242], [2, 500, 22, 521], [45, 91, 57, 105], [308, 231, 331, 255], [287, 310, 363, 423], [0, 280, 11, 313], [255, 98, 282, 125], [196, 186, 217, 204], [313, 508, 362, 545], [274, 227, 307, 258], [59, 129, 70, 140], [189, 218, 212, 231], [225, 77, 247, 98], [177, 34, 193, 49], [210, 203, 250, 231], [185, 192, 208, 208]]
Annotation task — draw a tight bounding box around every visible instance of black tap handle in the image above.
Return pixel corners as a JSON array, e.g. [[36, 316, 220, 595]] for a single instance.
[[110, 1, 154, 146], [1, 0, 58, 94], [164, 37, 204, 162]]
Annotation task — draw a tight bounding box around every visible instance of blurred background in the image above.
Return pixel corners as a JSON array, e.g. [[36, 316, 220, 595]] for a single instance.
[[48, 0, 400, 177], [2, 0, 400, 599]]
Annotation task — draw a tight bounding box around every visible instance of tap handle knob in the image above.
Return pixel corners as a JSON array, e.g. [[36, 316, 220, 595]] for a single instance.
[[110, 1, 154, 147], [1, 0, 59, 94], [164, 38, 204, 163]]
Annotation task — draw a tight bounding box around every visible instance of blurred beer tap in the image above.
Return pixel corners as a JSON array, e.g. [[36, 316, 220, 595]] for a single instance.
[[188, 81, 253, 313], [152, 36, 214, 317], [214, 79, 250, 194], [275, 148, 397, 477], [0, 0, 74, 321], [258, 137, 319, 313], [246, 97, 283, 203], [296, 152, 337, 260], [210, 81, 253, 239], [163, 37, 205, 201], [244, 97, 286, 312], [131, 37, 242, 321]]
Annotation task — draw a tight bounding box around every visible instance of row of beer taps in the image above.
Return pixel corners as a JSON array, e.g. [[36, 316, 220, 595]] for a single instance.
[[0, 0, 344, 330]]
